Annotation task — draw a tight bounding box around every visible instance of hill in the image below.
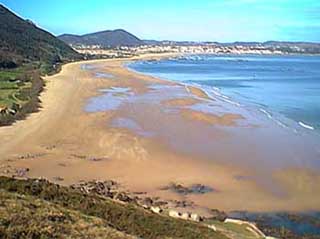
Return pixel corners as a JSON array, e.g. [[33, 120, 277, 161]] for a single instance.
[[0, 176, 230, 239], [0, 189, 135, 239], [0, 4, 81, 67], [59, 29, 143, 47], [0, 4, 82, 126]]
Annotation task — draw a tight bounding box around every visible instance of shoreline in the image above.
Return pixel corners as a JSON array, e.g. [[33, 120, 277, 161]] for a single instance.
[[128, 54, 320, 135], [0, 53, 320, 214]]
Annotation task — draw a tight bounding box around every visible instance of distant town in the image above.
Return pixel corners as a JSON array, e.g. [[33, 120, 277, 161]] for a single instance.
[[56, 29, 320, 59], [71, 41, 320, 59]]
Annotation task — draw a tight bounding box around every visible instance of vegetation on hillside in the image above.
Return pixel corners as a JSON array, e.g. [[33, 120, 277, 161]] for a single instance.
[[0, 190, 136, 239], [0, 66, 44, 126], [0, 4, 81, 67], [0, 177, 228, 239], [0, 4, 83, 126]]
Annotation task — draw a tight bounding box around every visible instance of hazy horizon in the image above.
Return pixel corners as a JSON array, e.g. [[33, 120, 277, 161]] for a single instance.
[[1, 0, 320, 43]]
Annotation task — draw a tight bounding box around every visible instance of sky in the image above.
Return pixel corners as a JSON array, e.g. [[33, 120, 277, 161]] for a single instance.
[[1, 0, 320, 42]]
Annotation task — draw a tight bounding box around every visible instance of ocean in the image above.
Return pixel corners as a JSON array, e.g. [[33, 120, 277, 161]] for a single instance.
[[129, 54, 320, 134]]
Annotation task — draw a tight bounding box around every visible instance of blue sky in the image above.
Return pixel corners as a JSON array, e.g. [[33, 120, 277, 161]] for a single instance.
[[1, 0, 320, 42]]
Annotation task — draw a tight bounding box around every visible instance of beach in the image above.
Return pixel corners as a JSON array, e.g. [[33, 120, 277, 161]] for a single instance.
[[0, 54, 320, 213]]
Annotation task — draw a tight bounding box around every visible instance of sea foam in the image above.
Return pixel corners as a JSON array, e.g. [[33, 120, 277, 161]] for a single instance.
[[299, 122, 314, 130]]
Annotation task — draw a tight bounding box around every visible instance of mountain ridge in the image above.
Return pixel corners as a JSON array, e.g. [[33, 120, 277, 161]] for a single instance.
[[58, 29, 143, 47]]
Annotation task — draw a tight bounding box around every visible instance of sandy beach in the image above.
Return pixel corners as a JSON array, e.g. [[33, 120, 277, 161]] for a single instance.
[[1, 54, 320, 213]]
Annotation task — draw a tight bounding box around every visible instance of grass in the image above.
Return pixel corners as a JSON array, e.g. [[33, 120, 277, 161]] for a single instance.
[[0, 69, 26, 106], [0, 67, 44, 126], [0, 190, 136, 239], [0, 177, 229, 239], [208, 220, 263, 239], [0, 70, 21, 81], [0, 70, 21, 109], [0, 60, 66, 126]]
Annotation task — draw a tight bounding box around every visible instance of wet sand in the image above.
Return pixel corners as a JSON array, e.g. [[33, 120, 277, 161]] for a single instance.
[[186, 85, 212, 100], [0, 54, 320, 213]]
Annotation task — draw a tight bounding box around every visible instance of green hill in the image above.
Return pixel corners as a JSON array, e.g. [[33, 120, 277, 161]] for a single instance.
[[0, 4, 83, 126], [0, 4, 81, 68]]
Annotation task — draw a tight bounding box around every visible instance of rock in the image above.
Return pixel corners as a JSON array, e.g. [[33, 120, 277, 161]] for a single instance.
[[207, 224, 217, 231], [0, 107, 8, 114], [47, 212, 67, 222], [140, 197, 153, 207], [173, 200, 193, 208], [224, 218, 246, 225], [152, 200, 168, 207], [150, 206, 162, 214], [3, 169, 10, 174], [72, 154, 109, 162], [17, 153, 46, 160], [114, 192, 134, 203], [181, 212, 190, 220], [133, 191, 146, 195], [191, 213, 201, 222], [105, 180, 118, 188], [169, 210, 181, 218], [52, 176, 64, 182], [71, 180, 118, 198], [161, 182, 214, 195], [8, 108, 17, 115], [15, 167, 29, 177], [190, 184, 214, 194], [209, 209, 227, 222], [88, 157, 109, 162]]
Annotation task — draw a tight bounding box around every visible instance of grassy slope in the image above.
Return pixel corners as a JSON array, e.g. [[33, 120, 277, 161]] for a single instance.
[[0, 68, 28, 108], [0, 177, 229, 239], [0, 4, 80, 65], [0, 190, 136, 239], [0, 67, 44, 126], [209, 221, 262, 239], [0, 3, 82, 126]]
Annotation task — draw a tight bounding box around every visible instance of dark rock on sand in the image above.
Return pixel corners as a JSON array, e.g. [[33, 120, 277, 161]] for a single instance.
[[71, 180, 138, 204], [71, 180, 118, 198], [15, 167, 29, 177], [114, 192, 134, 203], [139, 197, 153, 207], [161, 182, 214, 195], [207, 209, 228, 222], [52, 176, 64, 182]]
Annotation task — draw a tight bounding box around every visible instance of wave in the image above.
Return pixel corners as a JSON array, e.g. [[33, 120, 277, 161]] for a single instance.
[[176, 55, 203, 62], [184, 85, 190, 93], [219, 96, 241, 107], [299, 121, 314, 130], [186, 82, 295, 131], [185, 83, 215, 101], [195, 84, 298, 132], [184, 78, 313, 134], [259, 108, 289, 129], [209, 87, 242, 106], [259, 108, 273, 120]]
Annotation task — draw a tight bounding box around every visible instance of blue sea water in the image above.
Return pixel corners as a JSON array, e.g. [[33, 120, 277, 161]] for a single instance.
[[129, 54, 320, 133]]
